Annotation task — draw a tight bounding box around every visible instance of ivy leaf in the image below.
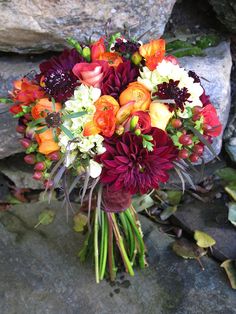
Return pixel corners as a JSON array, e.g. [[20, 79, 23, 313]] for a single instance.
[[160, 205, 177, 220], [221, 260, 236, 289], [194, 230, 216, 248], [228, 203, 236, 227], [73, 213, 88, 232], [34, 210, 55, 228]]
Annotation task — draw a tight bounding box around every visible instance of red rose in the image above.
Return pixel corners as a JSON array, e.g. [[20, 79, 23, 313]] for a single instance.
[[72, 61, 108, 88], [200, 103, 222, 137]]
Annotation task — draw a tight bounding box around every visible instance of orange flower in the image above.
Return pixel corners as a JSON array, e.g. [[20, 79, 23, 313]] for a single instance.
[[98, 52, 123, 67], [139, 39, 165, 70], [149, 101, 173, 130], [31, 98, 62, 120], [91, 37, 106, 61], [83, 95, 119, 137], [119, 82, 151, 112], [35, 128, 60, 155]]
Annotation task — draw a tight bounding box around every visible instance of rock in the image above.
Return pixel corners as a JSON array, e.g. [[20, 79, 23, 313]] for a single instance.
[[180, 42, 232, 162], [0, 0, 176, 54], [0, 55, 43, 159], [224, 113, 236, 163], [0, 154, 43, 190], [0, 201, 236, 313], [172, 197, 236, 261], [209, 0, 236, 33]]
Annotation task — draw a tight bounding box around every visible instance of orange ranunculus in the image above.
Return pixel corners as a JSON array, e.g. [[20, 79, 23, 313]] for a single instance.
[[35, 128, 60, 155], [98, 52, 123, 67], [119, 82, 151, 112], [31, 98, 62, 120], [91, 37, 106, 61], [83, 95, 120, 137], [139, 39, 165, 70], [149, 101, 173, 130]]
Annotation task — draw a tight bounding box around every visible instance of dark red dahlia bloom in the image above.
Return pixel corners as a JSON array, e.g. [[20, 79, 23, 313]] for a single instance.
[[96, 128, 178, 195], [153, 79, 191, 112], [101, 61, 139, 99], [38, 49, 84, 102]]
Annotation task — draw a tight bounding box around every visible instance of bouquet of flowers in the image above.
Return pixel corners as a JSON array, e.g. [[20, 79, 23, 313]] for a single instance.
[[6, 33, 222, 282]]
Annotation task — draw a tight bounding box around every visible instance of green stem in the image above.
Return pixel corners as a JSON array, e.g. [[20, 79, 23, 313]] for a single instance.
[[99, 211, 105, 275], [109, 213, 134, 276], [94, 208, 99, 283], [120, 212, 135, 261], [78, 231, 91, 262], [100, 213, 108, 280], [108, 215, 116, 281]]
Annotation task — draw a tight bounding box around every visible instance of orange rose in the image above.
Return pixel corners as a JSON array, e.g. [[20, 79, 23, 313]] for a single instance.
[[35, 128, 60, 155], [83, 95, 119, 137], [119, 82, 151, 112], [149, 101, 173, 130], [98, 52, 123, 68], [91, 37, 106, 61], [139, 39, 165, 70], [31, 98, 62, 120]]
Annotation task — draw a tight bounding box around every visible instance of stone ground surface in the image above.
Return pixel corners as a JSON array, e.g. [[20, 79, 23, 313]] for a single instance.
[[0, 201, 235, 314]]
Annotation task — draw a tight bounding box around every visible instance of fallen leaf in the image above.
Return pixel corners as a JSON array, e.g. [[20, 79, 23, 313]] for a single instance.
[[228, 202, 236, 227], [132, 194, 154, 213], [194, 230, 216, 248], [216, 167, 236, 185], [221, 260, 236, 289], [225, 185, 236, 201], [73, 212, 88, 232], [160, 205, 177, 220], [166, 190, 182, 205], [34, 210, 55, 228]]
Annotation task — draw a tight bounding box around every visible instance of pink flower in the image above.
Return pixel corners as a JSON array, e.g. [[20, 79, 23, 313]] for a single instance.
[[72, 61, 108, 88]]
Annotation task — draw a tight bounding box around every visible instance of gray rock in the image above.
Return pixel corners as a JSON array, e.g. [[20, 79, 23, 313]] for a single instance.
[[180, 42, 232, 162], [0, 201, 236, 314], [224, 113, 236, 163], [0, 0, 176, 54], [172, 197, 236, 261], [209, 0, 236, 33], [225, 141, 236, 162], [0, 155, 43, 189]]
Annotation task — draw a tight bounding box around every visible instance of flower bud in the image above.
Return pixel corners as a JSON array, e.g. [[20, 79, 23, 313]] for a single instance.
[[131, 51, 142, 65], [135, 129, 141, 136], [24, 113, 32, 121], [115, 125, 125, 135], [130, 115, 139, 131], [82, 47, 91, 62], [20, 138, 31, 148], [47, 151, 61, 161], [34, 162, 46, 171], [25, 126, 36, 140], [24, 154, 36, 165], [16, 125, 26, 134], [33, 171, 43, 181]]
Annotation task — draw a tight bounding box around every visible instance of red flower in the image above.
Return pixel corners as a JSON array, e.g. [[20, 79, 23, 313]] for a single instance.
[[200, 103, 222, 137], [91, 37, 106, 61], [96, 128, 177, 194]]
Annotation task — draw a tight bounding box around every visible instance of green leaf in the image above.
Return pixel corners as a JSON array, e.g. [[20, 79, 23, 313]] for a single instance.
[[132, 194, 154, 213], [196, 34, 220, 49], [221, 260, 236, 289], [228, 202, 236, 227], [194, 230, 216, 248], [28, 118, 45, 128], [51, 97, 56, 111], [62, 111, 87, 120], [225, 185, 236, 201], [35, 126, 48, 134], [216, 167, 236, 185], [67, 37, 83, 54], [171, 47, 204, 58], [160, 205, 177, 220], [172, 238, 206, 259], [34, 210, 55, 228], [60, 125, 74, 139], [73, 213, 88, 232], [166, 190, 182, 205], [0, 98, 14, 104]]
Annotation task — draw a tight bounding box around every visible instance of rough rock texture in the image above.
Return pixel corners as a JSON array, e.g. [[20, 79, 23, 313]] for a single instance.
[[224, 113, 236, 162], [0, 55, 43, 159], [209, 0, 236, 33], [0, 201, 236, 314], [180, 42, 232, 162], [0, 0, 176, 54], [172, 197, 236, 261]]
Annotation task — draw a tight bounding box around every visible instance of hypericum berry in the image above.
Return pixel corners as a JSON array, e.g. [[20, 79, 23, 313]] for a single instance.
[[24, 154, 36, 165], [44, 180, 54, 189], [179, 134, 192, 146], [178, 149, 189, 159], [192, 106, 203, 115], [47, 151, 60, 161], [171, 119, 182, 128], [33, 171, 43, 180], [16, 125, 26, 133], [24, 113, 32, 121], [34, 162, 46, 171], [192, 114, 200, 122], [193, 144, 204, 156], [20, 138, 31, 148], [189, 154, 199, 163]]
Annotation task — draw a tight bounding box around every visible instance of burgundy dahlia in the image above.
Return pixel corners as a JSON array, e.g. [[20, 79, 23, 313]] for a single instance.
[[153, 79, 191, 112], [38, 49, 84, 102], [101, 61, 139, 99], [96, 128, 178, 195]]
